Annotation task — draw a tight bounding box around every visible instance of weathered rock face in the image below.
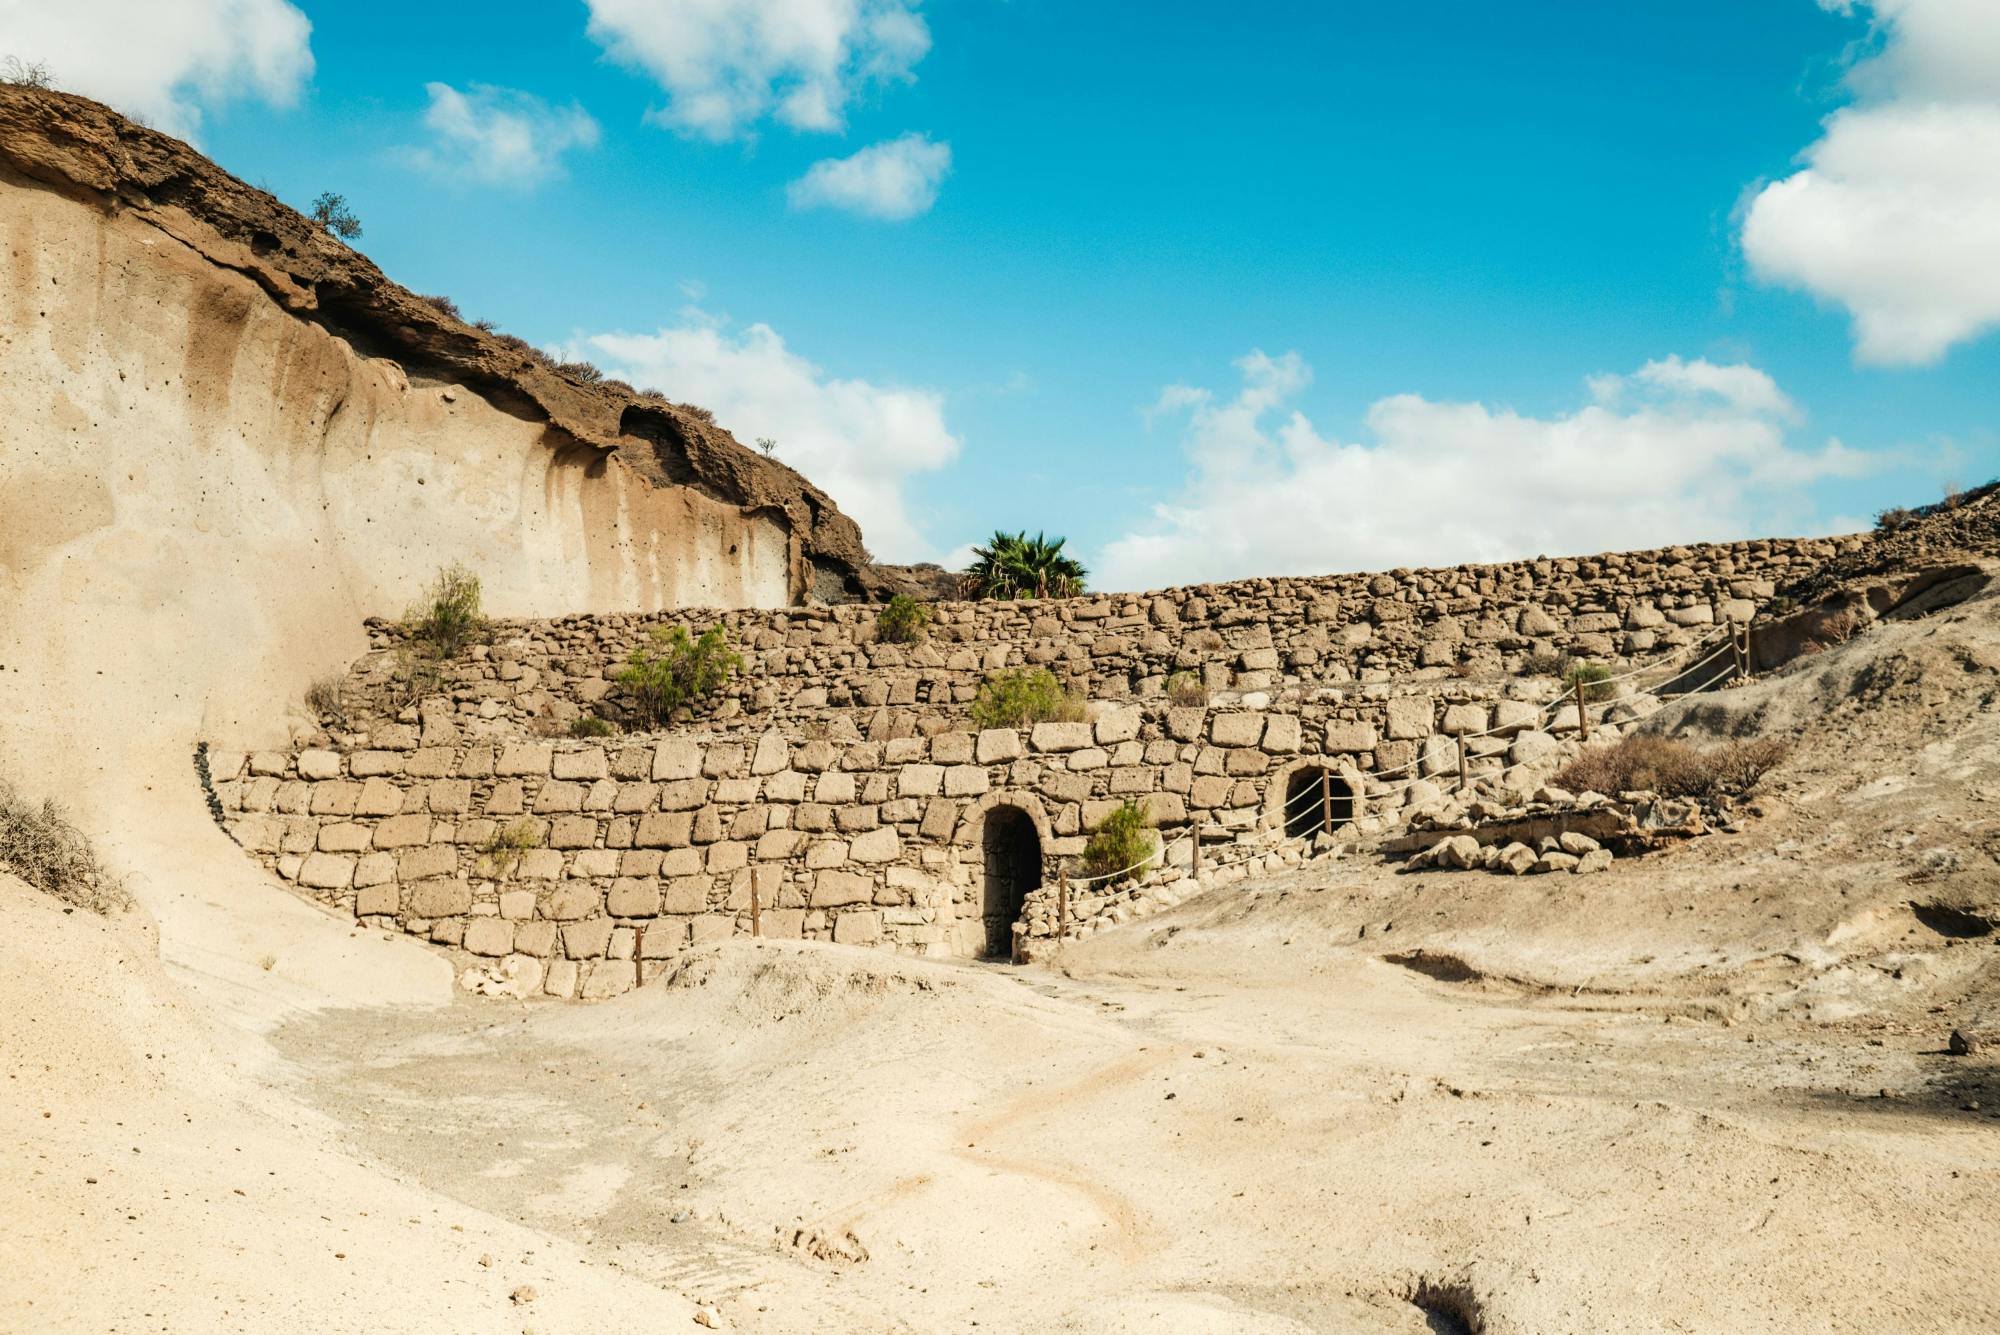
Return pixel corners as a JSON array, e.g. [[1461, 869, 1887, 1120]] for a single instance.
[[0, 85, 874, 596]]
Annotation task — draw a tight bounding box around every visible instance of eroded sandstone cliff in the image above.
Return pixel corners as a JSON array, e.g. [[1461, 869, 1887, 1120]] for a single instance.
[[0, 85, 875, 598]]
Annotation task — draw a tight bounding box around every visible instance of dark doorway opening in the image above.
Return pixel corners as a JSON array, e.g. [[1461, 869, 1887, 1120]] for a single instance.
[[1285, 767, 1355, 839], [981, 806, 1042, 959]]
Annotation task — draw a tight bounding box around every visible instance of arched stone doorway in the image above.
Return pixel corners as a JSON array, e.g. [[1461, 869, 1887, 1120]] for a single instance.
[[981, 805, 1042, 959], [1283, 765, 1356, 839]]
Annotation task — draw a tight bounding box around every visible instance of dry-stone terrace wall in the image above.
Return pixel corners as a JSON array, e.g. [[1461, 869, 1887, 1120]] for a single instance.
[[213, 685, 1540, 999], [212, 532, 1864, 1000], [363, 535, 1851, 732]]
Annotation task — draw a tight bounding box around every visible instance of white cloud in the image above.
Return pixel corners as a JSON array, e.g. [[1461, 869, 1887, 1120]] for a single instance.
[[583, 0, 929, 141], [1621, 355, 1802, 422], [0, 0, 312, 139], [1741, 0, 2000, 365], [574, 312, 959, 561], [788, 132, 950, 219], [400, 83, 599, 187], [1096, 351, 1884, 593]]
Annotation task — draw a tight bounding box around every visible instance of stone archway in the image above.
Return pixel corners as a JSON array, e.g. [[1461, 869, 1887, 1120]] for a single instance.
[[980, 805, 1042, 959], [1278, 763, 1357, 840]]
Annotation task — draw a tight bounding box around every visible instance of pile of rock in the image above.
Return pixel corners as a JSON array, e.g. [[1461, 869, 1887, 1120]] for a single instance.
[[1407, 829, 1615, 876], [1398, 783, 1723, 877]]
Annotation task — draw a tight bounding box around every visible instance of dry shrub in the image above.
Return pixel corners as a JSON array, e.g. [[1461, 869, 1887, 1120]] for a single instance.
[[1164, 670, 1207, 707], [417, 293, 462, 320], [1801, 609, 1861, 656], [1553, 734, 1788, 802], [305, 674, 349, 727], [1518, 648, 1568, 677], [0, 780, 128, 914]]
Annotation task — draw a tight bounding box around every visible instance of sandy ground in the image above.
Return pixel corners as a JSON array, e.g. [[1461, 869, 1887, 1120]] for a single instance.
[[7, 573, 2000, 1332]]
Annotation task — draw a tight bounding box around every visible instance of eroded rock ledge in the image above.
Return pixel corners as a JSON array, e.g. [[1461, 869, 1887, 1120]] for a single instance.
[[0, 85, 876, 599]]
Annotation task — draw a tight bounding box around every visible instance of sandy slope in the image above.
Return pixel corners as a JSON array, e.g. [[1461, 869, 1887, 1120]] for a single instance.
[[0, 875, 706, 1333]]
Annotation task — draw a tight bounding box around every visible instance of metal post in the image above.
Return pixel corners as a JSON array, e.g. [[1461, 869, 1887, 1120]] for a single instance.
[[1457, 734, 1469, 793]]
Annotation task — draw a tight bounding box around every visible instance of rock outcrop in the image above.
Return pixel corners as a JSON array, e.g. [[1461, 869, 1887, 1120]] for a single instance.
[[0, 85, 875, 597]]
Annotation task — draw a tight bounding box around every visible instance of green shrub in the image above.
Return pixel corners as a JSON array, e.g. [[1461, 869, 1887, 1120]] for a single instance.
[[1553, 735, 1788, 802], [875, 594, 931, 645], [1563, 660, 1615, 703], [968, 667, 1087, 729], [616, 624, 744, 728], [569, 715, 615, 739], [309, 190, 363, 240], [404, 564, 486, 658], [1080, 800, 1155, 886], [0, 779, 126, 914], [480, 819, 542, 877], [1164, 670, 1207, 707]]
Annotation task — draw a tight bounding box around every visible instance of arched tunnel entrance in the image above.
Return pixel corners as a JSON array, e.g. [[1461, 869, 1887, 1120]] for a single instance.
[[981, 805, 1042, 959], [1284, 766, 1356, 840]]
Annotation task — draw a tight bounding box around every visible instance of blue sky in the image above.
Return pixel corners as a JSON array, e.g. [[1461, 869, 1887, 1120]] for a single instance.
[[11, 0, 1997, 588]]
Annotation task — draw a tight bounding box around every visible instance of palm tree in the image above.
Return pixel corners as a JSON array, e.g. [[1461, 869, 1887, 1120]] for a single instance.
[[962, 531, 1087, 600]]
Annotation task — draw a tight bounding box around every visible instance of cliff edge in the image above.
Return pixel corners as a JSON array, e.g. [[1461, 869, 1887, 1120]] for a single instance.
[[0, 84, 877, 599]]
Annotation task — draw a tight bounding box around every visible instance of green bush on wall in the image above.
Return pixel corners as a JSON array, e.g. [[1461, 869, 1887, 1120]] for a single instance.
[[403, 563, 487, 658], [616, 624, 744, 729], [875, 594, 931, 644], [1563, 660, 1615, 703], [969, 667, 1087, 729], [1080, 800, 1155, 886]]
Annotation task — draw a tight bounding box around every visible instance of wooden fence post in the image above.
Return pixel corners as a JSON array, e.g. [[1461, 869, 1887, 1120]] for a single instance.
[[1319, 768, 1333, 839], [750, 876, 762, 938], [1058, 865, 1070, 938], [1192, 818, 1203, 879], [1575, 680, 1590, 740], [1457, 734, 1469, 793]]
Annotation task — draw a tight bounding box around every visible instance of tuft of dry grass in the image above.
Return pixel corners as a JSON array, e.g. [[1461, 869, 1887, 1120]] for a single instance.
[[1164, 670, 1207, 707], [0, 780, 129, 914], [1518, 647, 1569, 677], [1553, 734, 1788, 802], [305, 674, 349, 727]]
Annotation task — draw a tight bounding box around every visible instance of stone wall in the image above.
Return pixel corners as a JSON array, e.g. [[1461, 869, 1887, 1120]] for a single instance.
[[354, 534, 1850, 736], [211, 530, 1861, 998], [210, 672, 1612, 998]]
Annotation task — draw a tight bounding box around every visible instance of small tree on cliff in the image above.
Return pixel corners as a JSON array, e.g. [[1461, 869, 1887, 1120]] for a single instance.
[[310, 191, 363, 241], [962, 531, 1086, 600]]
